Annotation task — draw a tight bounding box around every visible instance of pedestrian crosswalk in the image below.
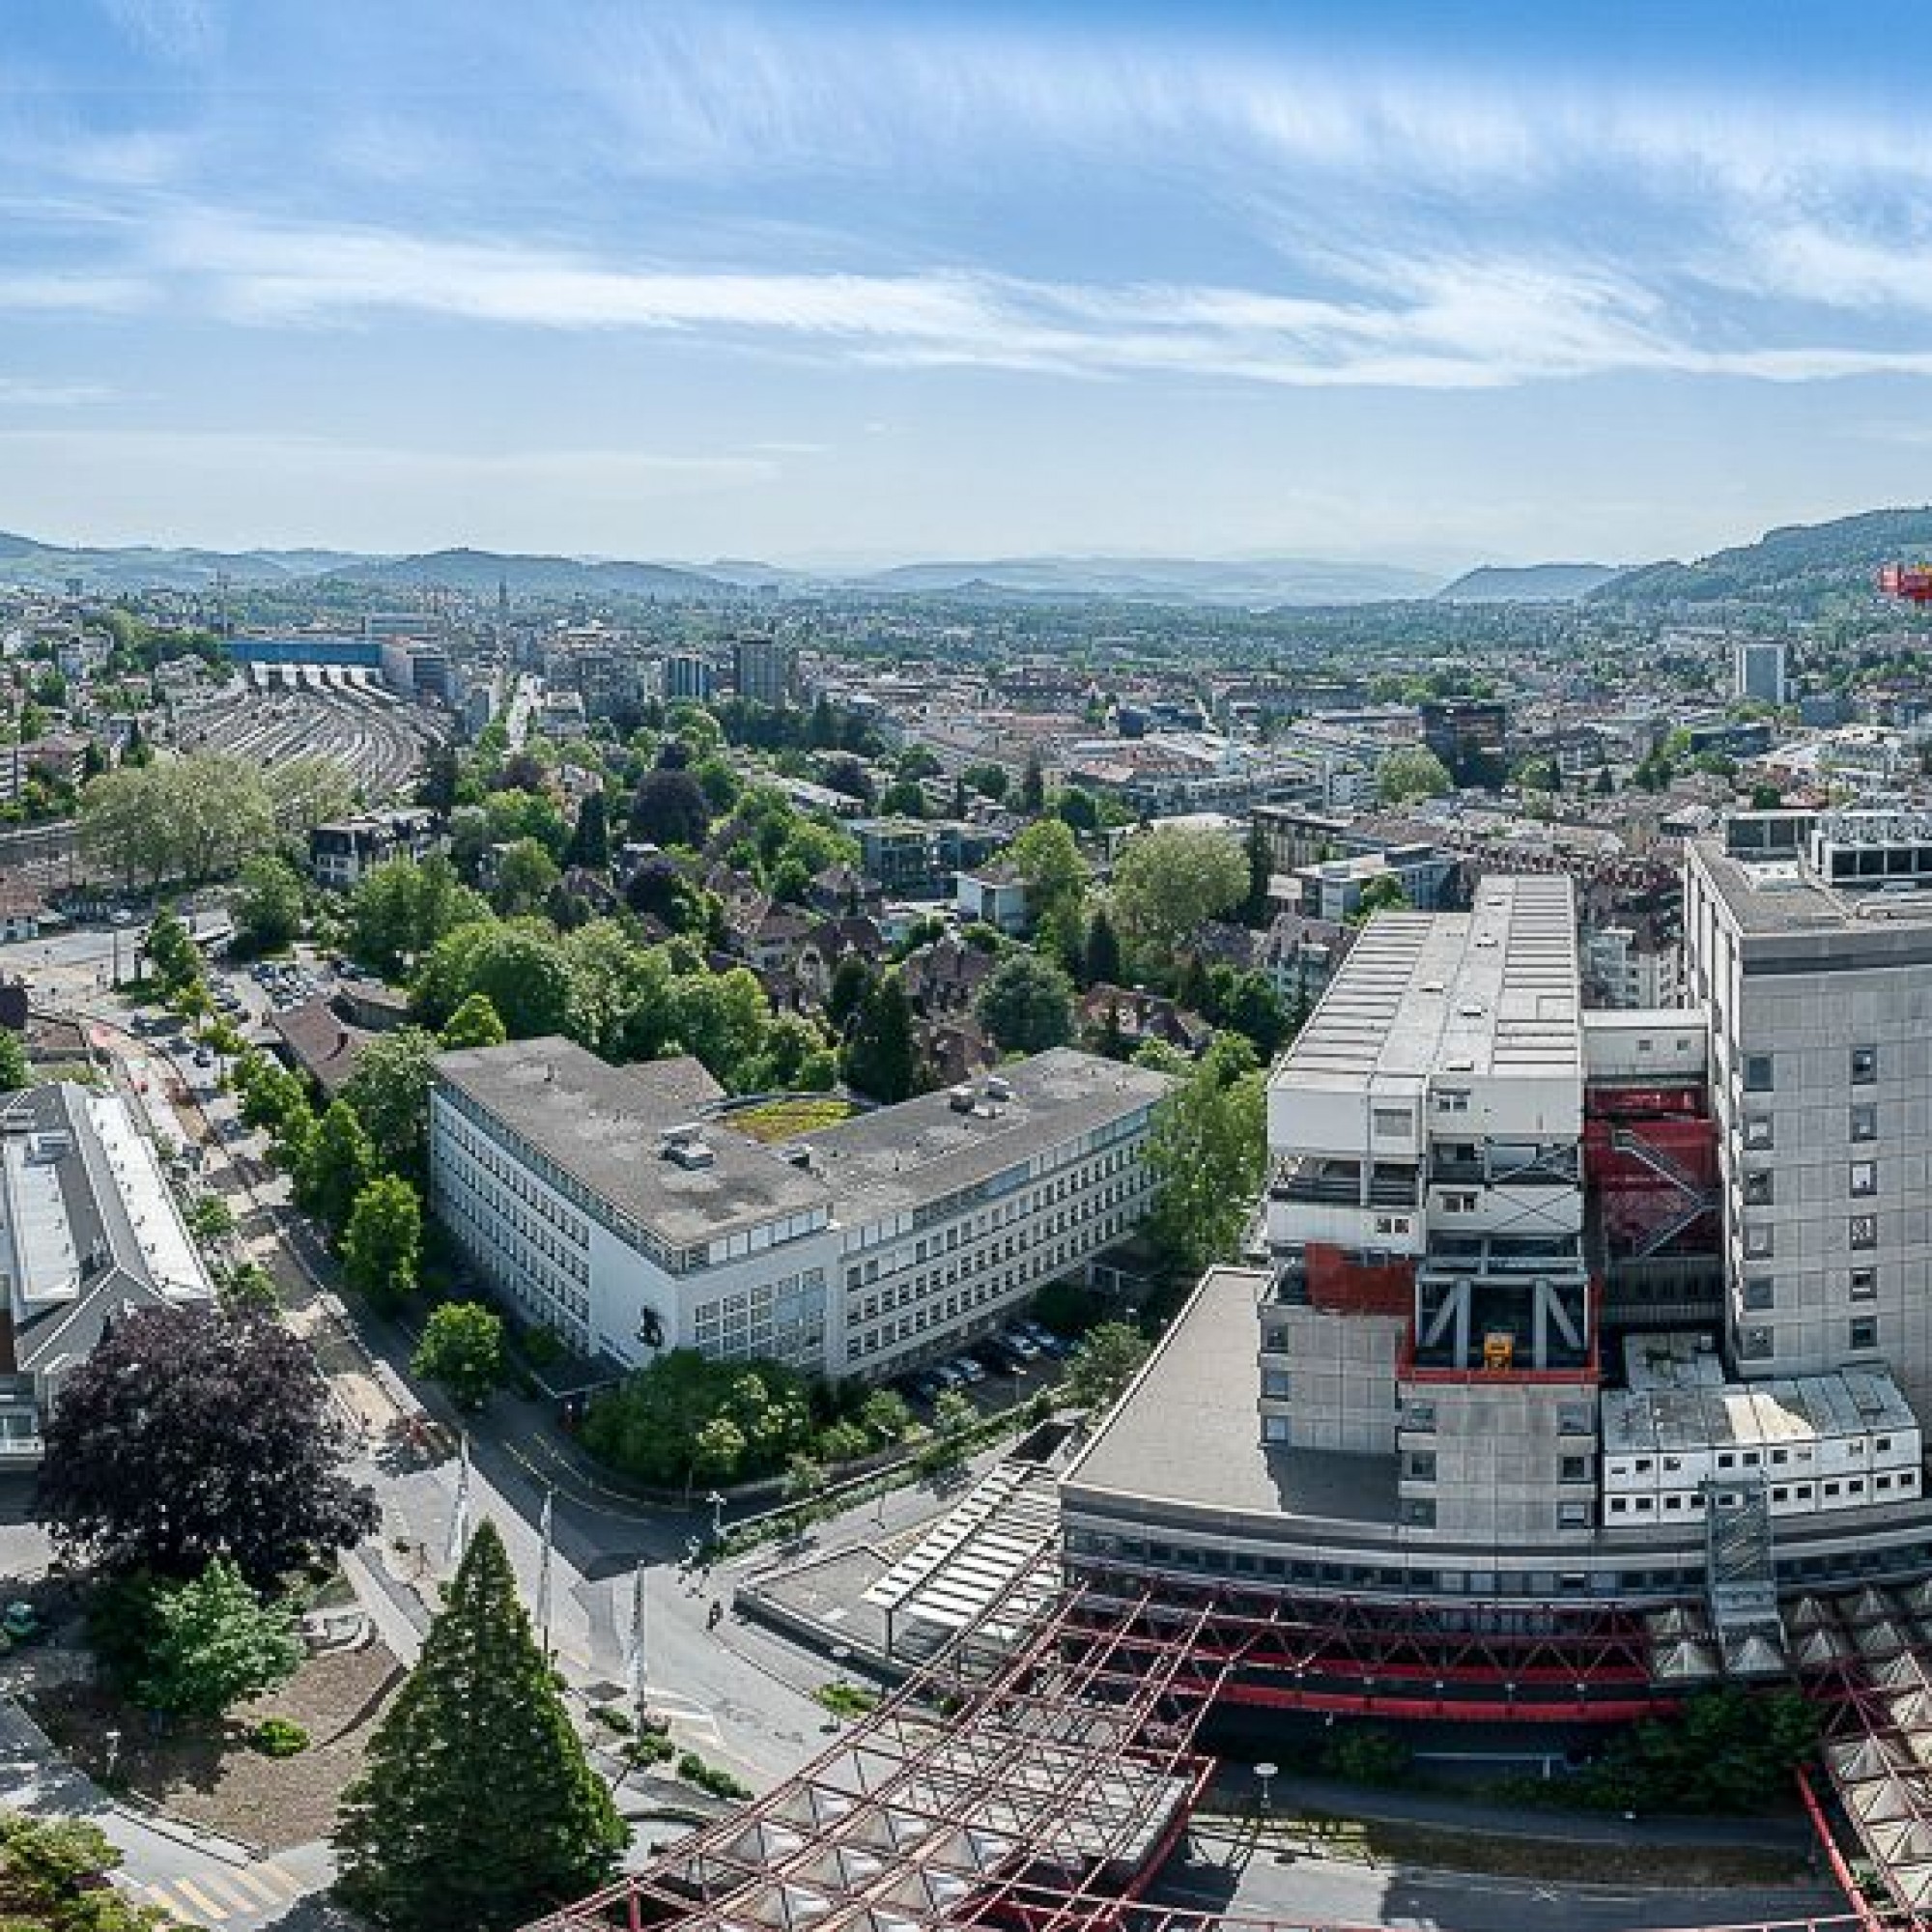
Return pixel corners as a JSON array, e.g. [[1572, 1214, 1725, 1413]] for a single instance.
[[128, 1856, 307, 1926]]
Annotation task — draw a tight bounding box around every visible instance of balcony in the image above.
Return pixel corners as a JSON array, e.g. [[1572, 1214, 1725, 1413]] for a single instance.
[[1270, 1156, 1418, 1210]]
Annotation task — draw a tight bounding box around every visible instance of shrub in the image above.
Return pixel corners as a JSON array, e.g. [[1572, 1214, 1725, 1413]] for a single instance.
[[249, 1718, 310, 1758], [592, 1704, 635, 1734], [816, 1420, 870, 1465], [1321, 1724, 1412, 1788], [813, 1681, 876, 1719], [675, 1752, 753, 1801], [624, 1732, 677, 1769]]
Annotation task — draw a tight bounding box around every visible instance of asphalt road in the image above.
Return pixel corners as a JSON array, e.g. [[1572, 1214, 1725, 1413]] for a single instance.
[[1149, 1833, 1844, 1932]]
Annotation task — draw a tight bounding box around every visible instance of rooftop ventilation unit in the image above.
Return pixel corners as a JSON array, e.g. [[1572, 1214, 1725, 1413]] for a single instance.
[[663, 1137, 716, 1171], [660, 1122, 702, 1149], [983, 1074, 1013, 1103], [949, 1084, 977, 1113]]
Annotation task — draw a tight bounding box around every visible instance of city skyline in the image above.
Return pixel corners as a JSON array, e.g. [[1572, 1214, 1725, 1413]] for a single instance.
[[9, 1, 1932, 565]]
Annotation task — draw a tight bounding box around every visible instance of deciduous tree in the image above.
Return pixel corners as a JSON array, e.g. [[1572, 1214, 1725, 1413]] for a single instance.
[[1108, 826, 1248, 964], [35, 1304, 376, 1582], [1144, 1036, 1265, 1272], [139, 1557, 303, 1718], [411, 1302, 505, 1411], [976, 952, 1075, 1056], [342, 1176, 423, 1315]]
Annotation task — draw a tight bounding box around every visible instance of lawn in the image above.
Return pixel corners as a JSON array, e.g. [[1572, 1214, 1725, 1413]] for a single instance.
[[32, 1644, 403, 1851], [724, 1096, 857, 1143]]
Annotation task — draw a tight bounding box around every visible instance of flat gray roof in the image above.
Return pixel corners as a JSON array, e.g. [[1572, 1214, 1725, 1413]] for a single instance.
[[1061, 1263, 1400, 1530], [435, 1039, 833, 1248], [1271, 873, 1578, 1093], [1690, 838, 1932, 971], [798, 1048, 1172, 1220]]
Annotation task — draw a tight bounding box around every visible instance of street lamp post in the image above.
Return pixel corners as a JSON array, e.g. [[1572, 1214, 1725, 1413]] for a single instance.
[[102, 1728, 121, 1785], [1253, 1760, 1278, 1817]]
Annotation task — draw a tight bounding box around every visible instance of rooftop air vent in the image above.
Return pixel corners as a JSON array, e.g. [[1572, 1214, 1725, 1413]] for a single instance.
[[983, 1074, 1013, 1102], [949, 1084, 976, 1113]]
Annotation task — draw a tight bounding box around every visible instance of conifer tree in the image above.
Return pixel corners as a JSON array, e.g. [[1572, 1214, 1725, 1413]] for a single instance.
[[335, 1520, 625, 1932]]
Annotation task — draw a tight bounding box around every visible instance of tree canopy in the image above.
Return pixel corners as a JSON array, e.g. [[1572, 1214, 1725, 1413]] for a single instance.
[[412, 1302, 506, 1410], [1376, 744, 1454, 805], [138, 1557, 304, 1718], [1144, 1036, 1266, 1273], [976, 951, 1076, 1056], [335, 1520, 625, 1932], [1108, 825, 1248, 963], [36, 1304, 376, 1582]]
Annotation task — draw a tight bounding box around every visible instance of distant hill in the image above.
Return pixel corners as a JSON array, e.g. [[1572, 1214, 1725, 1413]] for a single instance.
[[1436, 562, 1620, 603], [323, 548, 736, 600], [852, 554, 1437, 606], [1594, 506, 1932, 612], [0, 531, 363, 591]]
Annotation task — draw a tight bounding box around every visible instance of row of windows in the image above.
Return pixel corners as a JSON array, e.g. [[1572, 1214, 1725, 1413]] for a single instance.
[[440, 1147, 591, 1289], [1741, 1215, 1884, 1259], [846, 1158, 1147, 1294], [1744, 1104, 1879, 1149], [1743, 1044, 1883, 1092], [1606, 1469, 1918, 1515], [1739, 1315, 1881, 1359], [439, 1188, 591, 1336], [438, 1111, 590, 1252], [1744, 1266, 1879, 1310], [1742, 1160, 1882, 1205], [849, 1210, 1133, 1362]]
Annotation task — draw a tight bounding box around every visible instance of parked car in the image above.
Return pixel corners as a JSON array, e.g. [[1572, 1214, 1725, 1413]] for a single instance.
[[192, 1046, 214, 1069], [999, 1326, 1044, 1360], [947, 1354, 987, 1385], [1018, 1320, 1070, 1356]]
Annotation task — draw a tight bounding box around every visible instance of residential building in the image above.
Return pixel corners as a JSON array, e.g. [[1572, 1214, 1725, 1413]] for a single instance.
[[1734, 639, 1788, 707], [1582, 920, 1684, 1009], [0, 1082, 214, 1465], [1419, 697, 1509, 788], [429, 1039, 1169, 1379], [663, 652, 713, 702], [308, 809, 438, 890], [732, 634, 797, 708], [954, 861, 1027, 935]]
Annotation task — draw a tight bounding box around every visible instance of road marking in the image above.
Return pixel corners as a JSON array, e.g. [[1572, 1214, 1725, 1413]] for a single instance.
[[153, 1874, 234, 1921], [224, 1863, 294, 1904]]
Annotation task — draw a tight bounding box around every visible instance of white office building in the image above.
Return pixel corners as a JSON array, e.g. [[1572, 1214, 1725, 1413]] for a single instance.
[[430, 1040, 1170, 1380], [1734, 639, 1787, 707]]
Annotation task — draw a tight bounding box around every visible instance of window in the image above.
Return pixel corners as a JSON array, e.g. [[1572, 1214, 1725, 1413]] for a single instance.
[[1852, 1045, 1880, 1086], [1373, 1107, 1410, 1138], [1852, 1161, 1879, 1198], [1558, 1502, 1590, 1528], [1557, 1403, 1593, 1435], [1441, 1191, 1477, 1213], [1262, 1416, 1291, 1444], [1744, 1116, 1774, 1151], [1262, 1368, 1292, 1399], [1402, 1498, 1436, 1527], [1744, 1224, 1775, 1259], [1851, 1316, 1879, 1351], [1852, 1103, 1879, 1144], [1560, 1456, 1590, 1484], [1852, 1266, 1879, 1301], [1741, 1326, 1774, 1360], [1744, 1171, 1774, 1207], [1851, 1214, 1879, 1251], [1744, 1054, 1775, 1093], [1435, 1090, 1470, 1114], [1404, 1401, 1436, 1432], [1743, 1275, 1776, 1311], [1404, 1450, 1437, 1481]]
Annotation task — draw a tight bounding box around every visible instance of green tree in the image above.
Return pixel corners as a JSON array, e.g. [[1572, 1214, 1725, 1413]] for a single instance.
[[494, 837, 560, 917], [342, 1176, 422, 1314], [0, 1029, 29, 1093], [1376, 744, 1454, 805], [335, 1520, 625, 1932], [692, 1413, 747, 1488], [139, 1557, 303, 1719], [1019, 751, 1046, 813], [1065, 1321, 1151, 1412], [840, 972, 920, 1102], [267, 755, 357, 846], [349, 855, 492, 979], [440, 992, 508, 1050], [412, 1302, 506, 1411], [859, 1388, 915, 1444], [1109, 826, 1248, 964], [1145, 1036, 1265, 1272], [923, 1389, 978, 1471], [233, 854, 305, 953], [341, 1027, 440, 1179], [0, 1810, 161, 1931], [976, 951, 1075, 1056], [413, 922, 575, 1038], [1009, 817, 1087, 929], [142, 908, 201, 994], [1350, 873, 1410, 924], [298, 1100, 377, 1235], [562, 790, 611, 870], [1083, 904, 1122, 987]]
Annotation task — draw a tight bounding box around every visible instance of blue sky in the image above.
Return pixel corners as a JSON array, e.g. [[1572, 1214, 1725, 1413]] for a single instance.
[[7, 1, 1932, 568]]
